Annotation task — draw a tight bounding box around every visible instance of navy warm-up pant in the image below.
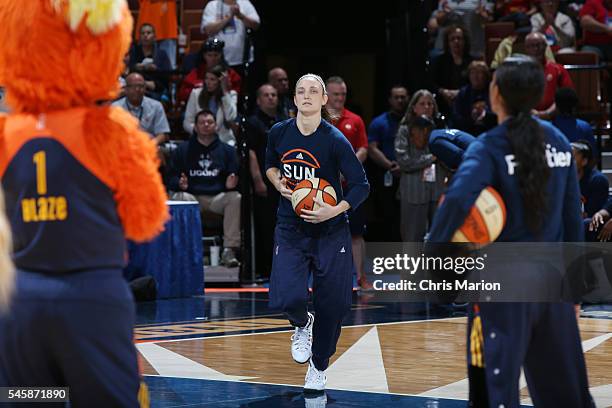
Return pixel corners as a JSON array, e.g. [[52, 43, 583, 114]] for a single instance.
[[0, 269, 140, 408], [468, 302, 594, 408], [269, 222, 354, 371]]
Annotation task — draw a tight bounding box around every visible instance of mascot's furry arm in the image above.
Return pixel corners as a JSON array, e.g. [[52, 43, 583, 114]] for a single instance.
[[83, 107, 168, 242]]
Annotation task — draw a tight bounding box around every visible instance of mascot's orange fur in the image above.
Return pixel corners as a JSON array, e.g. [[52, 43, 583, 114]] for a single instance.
[[0, 0, 168, 308]]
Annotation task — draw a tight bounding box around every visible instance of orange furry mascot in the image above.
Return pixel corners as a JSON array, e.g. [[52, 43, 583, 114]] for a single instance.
[[0, 1, 167, 406], [0, 0, 167, 239]]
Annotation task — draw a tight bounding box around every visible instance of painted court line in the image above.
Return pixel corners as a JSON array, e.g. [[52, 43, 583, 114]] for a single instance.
[[143, 374, 467, 402], [137, 342, 255, 382], [326, 326, 389, 393], [146, 316, 467, 344]]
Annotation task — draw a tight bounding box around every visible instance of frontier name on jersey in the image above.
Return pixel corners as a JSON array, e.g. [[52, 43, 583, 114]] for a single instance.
[[505, 144, 572, 176]]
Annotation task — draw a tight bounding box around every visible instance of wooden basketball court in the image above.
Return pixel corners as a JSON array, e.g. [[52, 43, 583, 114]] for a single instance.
[[135, 292, 612, 407]]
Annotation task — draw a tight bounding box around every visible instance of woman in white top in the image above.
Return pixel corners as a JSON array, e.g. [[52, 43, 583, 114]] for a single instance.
[[530, 0, 576, 53], [184, 65, 238, 145]]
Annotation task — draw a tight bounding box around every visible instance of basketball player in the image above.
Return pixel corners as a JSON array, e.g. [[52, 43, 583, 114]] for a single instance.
[[265, 74, 369, 392], [428, 57, 594, 407]]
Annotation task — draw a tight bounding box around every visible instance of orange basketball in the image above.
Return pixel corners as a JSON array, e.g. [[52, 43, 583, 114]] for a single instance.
[[451, 186, 506, 244], [291, 178, 337, 216]]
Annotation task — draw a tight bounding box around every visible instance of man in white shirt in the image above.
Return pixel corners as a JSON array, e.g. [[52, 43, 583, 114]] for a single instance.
[[200, 0, 260, 69]]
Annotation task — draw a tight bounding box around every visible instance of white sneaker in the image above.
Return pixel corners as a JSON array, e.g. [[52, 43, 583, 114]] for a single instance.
[[304, 359, 327, 392], [291, 312, 314, 364], [304, 392, 327, 408]]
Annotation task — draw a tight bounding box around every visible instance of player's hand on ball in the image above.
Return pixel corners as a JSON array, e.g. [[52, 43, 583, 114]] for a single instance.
[[278, 178, 293, 201], [300, 196, 337, 223]]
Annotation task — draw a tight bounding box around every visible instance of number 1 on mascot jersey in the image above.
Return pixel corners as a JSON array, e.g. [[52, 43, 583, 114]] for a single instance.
[[21, 151, 68, 223]]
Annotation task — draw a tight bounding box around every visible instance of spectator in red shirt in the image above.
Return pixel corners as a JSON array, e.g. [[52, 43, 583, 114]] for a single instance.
[[178, 37, 242, 105], [524, 32, 574, 119], [579, 0, 612, 61], [325, 76, 371, 290]]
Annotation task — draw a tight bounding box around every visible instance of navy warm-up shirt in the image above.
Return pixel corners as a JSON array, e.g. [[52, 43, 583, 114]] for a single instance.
[[428, 119, 583, 242], [265, 118, 369, 227], [169, 135, 239, 196]]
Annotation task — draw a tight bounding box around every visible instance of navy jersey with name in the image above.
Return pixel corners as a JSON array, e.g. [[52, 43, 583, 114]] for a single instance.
[[428, 119, 583, 242], [265, 118, 369, 227]]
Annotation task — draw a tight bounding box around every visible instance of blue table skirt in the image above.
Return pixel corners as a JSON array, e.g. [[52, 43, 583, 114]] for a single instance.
[[125, 201, 204, 298]]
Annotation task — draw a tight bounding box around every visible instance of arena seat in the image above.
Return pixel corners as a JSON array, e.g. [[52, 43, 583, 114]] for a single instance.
[[557, 52, 606, 121], [484, 22, 515, 41]]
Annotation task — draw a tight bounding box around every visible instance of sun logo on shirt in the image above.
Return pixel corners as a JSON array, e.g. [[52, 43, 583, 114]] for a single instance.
[[344, 123, 352, 131], [280, 149, 321, 190]]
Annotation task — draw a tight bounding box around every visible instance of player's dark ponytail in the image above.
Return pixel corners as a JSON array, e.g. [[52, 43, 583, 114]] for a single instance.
[[495, 56, 549, 235]]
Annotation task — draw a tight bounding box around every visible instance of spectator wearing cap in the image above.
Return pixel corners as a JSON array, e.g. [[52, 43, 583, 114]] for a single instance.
[[451, 61, 497, 134], [531, 0, 576, 53], [524, 32, 574, 119], [128, 23, 172, 101], [201, 0, 261, 70], [430, 25, 474, 115], [178, 37, 242, 105], [579, 0, 612, 61], [268, 67, 296, 119], [395, 115, 450, 242], [571, 141, 608, 218], [553, 88, 598, 155], [490, 12, 556, 69]]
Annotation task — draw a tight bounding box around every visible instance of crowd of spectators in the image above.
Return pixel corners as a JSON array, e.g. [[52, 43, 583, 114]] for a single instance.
[[6, 0, 610, 276]]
